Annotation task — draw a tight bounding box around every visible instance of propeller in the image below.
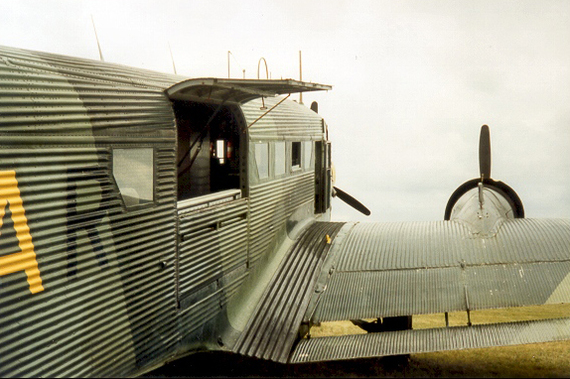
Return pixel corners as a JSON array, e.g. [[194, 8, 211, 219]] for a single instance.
[[479, 124, 491, 179], [444, 124, 525, 220], [332, 186, 371, 216]]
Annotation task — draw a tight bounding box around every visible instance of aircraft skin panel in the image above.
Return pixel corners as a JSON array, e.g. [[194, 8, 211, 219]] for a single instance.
[[1, 45, 183, 89], [0, 44, 334, 377], [242, 97, 324, 141], [290, 317, 570, 363], [0, 45, 180, 377], [309, 219, 570, 322], [313, 269, 466, 321], [248, 172, 315, 266], [177, 194, 248, 297], [178, 265, 248, 339]]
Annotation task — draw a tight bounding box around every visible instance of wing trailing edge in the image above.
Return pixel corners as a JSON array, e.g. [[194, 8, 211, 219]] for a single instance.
[[290, 317, 570, 363]]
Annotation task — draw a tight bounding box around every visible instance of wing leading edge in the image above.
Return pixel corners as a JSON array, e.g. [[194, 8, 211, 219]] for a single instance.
[[307, 218, 570, 322]]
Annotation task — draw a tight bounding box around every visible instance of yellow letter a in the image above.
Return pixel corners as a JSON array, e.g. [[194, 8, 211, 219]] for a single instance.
[[0, 170, 44, 294]]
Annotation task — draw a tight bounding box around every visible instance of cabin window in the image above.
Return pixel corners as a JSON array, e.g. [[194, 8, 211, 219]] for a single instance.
[[274, 141, 286, 176], [291, 142, 301, 169], [255, 143, 269, 179], [113, 148, 154, 209], [303, 141, 313, 169]]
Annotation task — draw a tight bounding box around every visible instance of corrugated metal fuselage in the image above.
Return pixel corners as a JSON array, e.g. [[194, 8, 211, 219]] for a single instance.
[[0, 46, 329, 377]]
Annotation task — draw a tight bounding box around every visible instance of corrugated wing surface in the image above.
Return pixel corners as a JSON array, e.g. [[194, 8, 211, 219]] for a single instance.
[[233, 222, 344, 363], [290, 317, 570, 363], [0, 46, 179, 377], [311, 219, 570, 322]]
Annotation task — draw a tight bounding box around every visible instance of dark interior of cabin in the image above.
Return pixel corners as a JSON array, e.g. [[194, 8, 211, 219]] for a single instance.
[[173, 100, 241, 201]]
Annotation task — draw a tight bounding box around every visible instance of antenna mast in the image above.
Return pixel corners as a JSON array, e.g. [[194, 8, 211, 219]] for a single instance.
[[168, 42, 177, 75], [299, 50, 303, 104], [227, 51, 231, 78], [91, 15, 104, 62]]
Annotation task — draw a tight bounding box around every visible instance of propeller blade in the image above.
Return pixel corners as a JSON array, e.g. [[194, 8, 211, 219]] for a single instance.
[[333, 186, 371, 216], [479, 124, 491, 179]]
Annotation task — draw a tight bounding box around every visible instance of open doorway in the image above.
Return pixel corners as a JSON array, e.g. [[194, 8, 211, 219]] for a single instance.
[[173, 100, 242, 201]]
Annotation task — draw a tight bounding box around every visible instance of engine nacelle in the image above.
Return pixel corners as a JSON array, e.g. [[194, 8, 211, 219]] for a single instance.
[[443, 125, 524, 237]]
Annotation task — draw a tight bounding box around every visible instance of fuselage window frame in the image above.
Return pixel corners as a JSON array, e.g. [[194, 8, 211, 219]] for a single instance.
[[112, 147, 156, 211], [291, 141, 301, 171], [274, 141, 286, 177], [303, 141, 314, 170], [254, 142, 270, 181]]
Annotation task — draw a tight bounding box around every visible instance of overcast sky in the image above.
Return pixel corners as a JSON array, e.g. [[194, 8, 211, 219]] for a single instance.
[[1, 0, 568, 222]]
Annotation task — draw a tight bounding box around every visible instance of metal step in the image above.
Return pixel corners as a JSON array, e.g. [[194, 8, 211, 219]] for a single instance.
[[289, 317, 570, 363]]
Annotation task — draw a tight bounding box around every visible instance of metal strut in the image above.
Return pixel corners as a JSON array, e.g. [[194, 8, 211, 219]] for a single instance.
[[246, 94, 291, 131]]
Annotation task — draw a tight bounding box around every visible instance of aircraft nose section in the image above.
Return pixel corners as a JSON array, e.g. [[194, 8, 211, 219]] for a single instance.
[[446, 181, 520, 237], [444, 125, 524, 228]]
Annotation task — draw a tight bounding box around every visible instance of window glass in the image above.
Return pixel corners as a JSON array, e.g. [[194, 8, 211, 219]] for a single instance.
[[274, 141, 286, 176], [303, 141, 313, 169], [292, 142, 301, 168], [255, 143, 269, 179], [113, 148, 154, 208], [216, 139, 226, 164]]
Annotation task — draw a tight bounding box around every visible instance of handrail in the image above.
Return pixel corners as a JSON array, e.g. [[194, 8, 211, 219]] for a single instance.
[[257, 57, 269, 79]]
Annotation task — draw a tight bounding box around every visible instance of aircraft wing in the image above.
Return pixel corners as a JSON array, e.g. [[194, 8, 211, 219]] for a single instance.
[[232, 219, 570, 363]]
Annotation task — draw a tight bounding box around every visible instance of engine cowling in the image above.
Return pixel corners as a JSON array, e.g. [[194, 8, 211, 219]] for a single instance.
[[444, 125, 524, 237]]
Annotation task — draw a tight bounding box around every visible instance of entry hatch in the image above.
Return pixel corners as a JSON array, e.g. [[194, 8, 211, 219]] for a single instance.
[[165, 78, 332, 104]]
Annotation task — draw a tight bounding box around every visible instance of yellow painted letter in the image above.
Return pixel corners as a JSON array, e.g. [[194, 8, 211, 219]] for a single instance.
[[0, 170, 44, 294]]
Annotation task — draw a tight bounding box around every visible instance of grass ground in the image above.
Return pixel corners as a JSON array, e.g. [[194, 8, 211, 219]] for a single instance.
[[144, 304, 570, 378], [144, 342, 570, 378]]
